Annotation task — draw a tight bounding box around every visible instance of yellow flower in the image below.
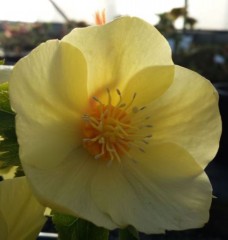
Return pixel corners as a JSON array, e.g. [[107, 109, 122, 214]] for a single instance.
[[0, 166, 18, 179], [9, 17, 221, 233], [0, 177, 46, 240]]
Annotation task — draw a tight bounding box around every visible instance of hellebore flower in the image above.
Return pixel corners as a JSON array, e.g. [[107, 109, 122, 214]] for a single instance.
[[9, 17, 221, 233], [0, 166, 18, 179], [0, 177, 46, 240]]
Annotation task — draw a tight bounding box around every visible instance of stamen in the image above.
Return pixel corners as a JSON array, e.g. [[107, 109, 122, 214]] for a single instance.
[[90, 120, 102, 131], [82, 89, 153, 163], [83, 135, 101, 143], [101, 109, 109, 120], [145, 134, 152, 138], [106, 143, 121, 163], [116, 88, 121, 98], [118, 103, 126, 108], [139, 147, 145, 153], [95, 138, 105, 159], [106, 88, 111, 106], [82, 114, 90, 121], [139, 106, 146, 111], [92, 96, 103, 105], [138, 124, 153, 129], [85, 115, 100, 125], [116, 89, 126, 108], [124, 92, 136, 111]]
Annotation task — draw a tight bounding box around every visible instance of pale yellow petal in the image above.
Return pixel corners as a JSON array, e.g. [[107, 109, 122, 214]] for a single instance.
[[63, 17, 173, 96], [91, 143, 212, 233], [0, 177, 46, 240], [10, 40, 88, 168], [145, 65, 221, 168], [0, 212, 8, 239], [23, 147, 117, 230], [15, 113, 83, 169], [122, 65, 174, 107], [10, 40, 87, 121], [0, 166, 18, 179]]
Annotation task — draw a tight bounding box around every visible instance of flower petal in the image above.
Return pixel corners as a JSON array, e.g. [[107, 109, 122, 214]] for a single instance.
[[146, 65, 221, 168], [0, 166, 18, 179], [22, 147, 117, 230], [63, 17, 173, 96], [91, 143, 212, 233], [10, 40, 88, 168], [15, 114, 82, 169], [0, 212, 8, 239], [0, 177, 46, 239], [10, 40, 87, 120], [122, 65, 174, 107]]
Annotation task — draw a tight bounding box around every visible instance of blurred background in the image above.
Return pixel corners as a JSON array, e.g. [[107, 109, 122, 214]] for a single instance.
[[1, 0, 228, 84], [0, 0, 227, 239]]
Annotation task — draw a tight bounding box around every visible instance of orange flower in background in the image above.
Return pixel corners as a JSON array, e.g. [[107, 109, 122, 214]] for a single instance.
[[95, 9, 106, 25], [9, 17, 221, 233]]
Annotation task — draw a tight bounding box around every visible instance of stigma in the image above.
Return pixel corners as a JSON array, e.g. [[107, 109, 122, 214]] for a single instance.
[[82, 89, 152, 164]]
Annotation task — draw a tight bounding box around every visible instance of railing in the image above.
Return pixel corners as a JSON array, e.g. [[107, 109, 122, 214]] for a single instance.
[[0, 65, 13, 83], [38, 232, 58, 239]]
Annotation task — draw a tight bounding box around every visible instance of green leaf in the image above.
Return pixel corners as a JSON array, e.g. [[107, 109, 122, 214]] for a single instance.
[[119, 226, 140, 240], [0, 82, 21, 172], [0, 59, 5, 65], [0, 127, 21, 168], [0, 82, 14, 114], [52, 213, 109, 240]]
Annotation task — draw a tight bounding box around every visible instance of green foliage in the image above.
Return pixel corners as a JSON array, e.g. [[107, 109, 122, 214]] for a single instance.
[[52, 213, 109, 240], [0, 82, 13, 113], [0, 82, 21, 172], [0, 59, 5, 65], [119, 226, 140, 240]]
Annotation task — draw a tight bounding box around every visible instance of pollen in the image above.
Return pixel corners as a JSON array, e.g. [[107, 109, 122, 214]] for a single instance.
[[82, 89, 152, 164]]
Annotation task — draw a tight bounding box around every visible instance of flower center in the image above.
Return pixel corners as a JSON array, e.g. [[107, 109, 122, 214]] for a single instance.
[[82, 89, 152, 164]]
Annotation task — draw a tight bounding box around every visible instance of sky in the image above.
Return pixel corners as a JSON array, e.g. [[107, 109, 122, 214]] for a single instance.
[[0, 0, 228, 30]]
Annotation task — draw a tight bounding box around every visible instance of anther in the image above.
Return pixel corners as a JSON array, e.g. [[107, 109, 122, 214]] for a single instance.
[[106, 88, 111, 105], [119, 103, 126, 108], [145, 134, 152, 138], [116, 89, 125, 108], [82, 114, 90, 121], [124, 92, 137, 111], [83, 138, 91, 142], [139, 106, 146, 111], [116, 89, 121, 96], [142, 140, 149, 144], [92, 96, 103, 104], [139, 147, 145, 153]]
